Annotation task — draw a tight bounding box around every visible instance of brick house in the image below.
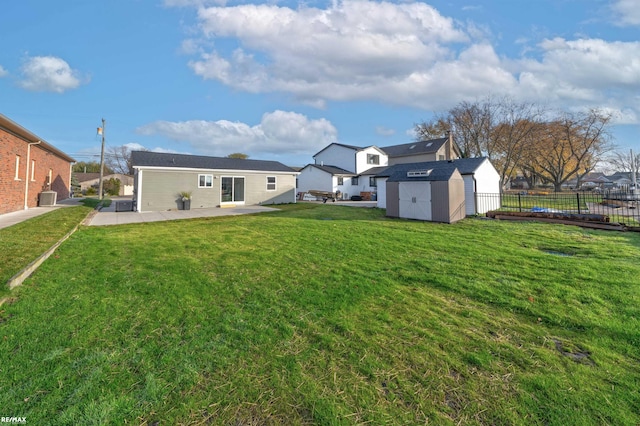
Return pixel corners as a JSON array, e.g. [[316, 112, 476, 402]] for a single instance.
[[0, 113, 75, 215]]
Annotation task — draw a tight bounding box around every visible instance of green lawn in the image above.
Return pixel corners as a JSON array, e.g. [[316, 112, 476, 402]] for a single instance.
[[501, 193, 600, 212], [0, 205, 93, 298], [1, 204, 639, 425]]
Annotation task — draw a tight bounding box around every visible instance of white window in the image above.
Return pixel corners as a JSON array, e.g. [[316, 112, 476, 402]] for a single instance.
[[337, 176, 344, 185], [352, 177, 359, 186], [199, 174, 213, 188], [369, 176, 377, 187], [15, 156, 20, 180], [367, 154, 379, 165], [31, 160, 36, 181], [267, 176, 276, 191]]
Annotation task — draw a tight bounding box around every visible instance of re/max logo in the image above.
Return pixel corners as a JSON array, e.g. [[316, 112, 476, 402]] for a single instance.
[[0, 418, 26, 424]]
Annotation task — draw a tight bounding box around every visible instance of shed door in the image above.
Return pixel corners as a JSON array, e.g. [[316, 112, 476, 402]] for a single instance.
[[399, 182, 431, 221]]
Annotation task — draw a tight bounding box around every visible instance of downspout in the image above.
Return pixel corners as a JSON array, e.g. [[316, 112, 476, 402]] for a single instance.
[[24, 140, 42, 209]]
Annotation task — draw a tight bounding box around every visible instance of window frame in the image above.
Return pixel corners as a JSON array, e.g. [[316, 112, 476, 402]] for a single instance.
[[369, 176, 377, 187], [198, 174, 214, 188], [15, 156, 21, 180], [337, 176, 344, 185], [367, 154, 380, 165], [266, 176, 277, 191], [351, 177, 359, 186]]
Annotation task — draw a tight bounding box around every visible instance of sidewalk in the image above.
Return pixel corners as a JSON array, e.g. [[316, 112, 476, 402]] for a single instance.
[[0, 198, 83, 230]]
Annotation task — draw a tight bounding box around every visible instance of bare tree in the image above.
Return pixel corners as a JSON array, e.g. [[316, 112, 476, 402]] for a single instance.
[[606, 149, 640, 175], [106, 145, 144, 175], [415, 96, 544, 188], [414, 116, 450, 141]]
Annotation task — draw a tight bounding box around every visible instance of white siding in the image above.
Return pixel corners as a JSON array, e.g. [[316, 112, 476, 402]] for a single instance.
[[472, 159, 501, 213], [376, 177, 387, 208], [297, 166, 334, 193], [460, 159, 501, 215], [355, 147, 388, 174], [314, 145, 357, 172], [462, 175, 477, 216]]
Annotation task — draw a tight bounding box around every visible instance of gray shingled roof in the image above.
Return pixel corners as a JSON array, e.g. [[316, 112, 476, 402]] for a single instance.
[[376, 157, 489, 178], [131, 151, 296, 173], [380, 138, 448, 157]]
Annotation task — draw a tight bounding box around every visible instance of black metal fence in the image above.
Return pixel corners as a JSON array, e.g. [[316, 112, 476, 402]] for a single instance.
[[476, 190, 640, 228]]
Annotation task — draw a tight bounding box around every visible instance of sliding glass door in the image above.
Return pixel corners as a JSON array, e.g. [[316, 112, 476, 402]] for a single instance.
[[221, 177, 245, 203]]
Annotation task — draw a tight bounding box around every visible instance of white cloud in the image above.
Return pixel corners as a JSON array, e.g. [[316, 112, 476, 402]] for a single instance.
[[136, 110, 337, 158], [18, 56, 85, 93], [611, 0, 640, 26], [0, 65, 8, 77], [178, 0, 640, 124], [188, 0, 471, 105], [375, 126, 395, 136], [514, 38, 640, 119]]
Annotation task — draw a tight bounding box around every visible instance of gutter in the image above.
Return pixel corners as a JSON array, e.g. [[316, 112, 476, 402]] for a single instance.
[[24, 140, 41, 209]]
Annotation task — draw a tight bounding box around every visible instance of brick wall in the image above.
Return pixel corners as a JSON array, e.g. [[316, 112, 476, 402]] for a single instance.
[[0, 128, 71, 215]]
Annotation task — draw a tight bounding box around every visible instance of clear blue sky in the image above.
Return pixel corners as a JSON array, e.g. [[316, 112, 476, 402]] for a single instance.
[[1, 0, 638, 167]]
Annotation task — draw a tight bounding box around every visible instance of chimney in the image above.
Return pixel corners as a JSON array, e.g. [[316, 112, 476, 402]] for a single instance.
[[445, 131, 452, 160]]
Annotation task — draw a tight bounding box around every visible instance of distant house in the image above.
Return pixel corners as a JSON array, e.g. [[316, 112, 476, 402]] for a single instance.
[[381, 133, 460, 165], [375, 157, 500, 215], [132, 151, 298, 212], [74, 172, 134, 196], [297, 135, 459, 200], [0, 113, 75, 215]]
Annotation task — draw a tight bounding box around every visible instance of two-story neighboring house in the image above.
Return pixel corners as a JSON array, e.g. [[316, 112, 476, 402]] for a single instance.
[[297, 143, 388, 200], [297, 135, 459, 200]]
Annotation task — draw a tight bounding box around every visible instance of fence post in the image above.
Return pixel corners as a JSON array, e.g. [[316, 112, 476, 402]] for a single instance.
[[577, 193, 581, 214], [518, 193, 522, 212]]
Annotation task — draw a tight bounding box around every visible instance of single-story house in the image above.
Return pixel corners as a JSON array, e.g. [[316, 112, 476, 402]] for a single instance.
[[74, 173, 134, 196], [0, 113, 75, 214], [386, 166, 466, 223], [131, 151, 298, 212], [375, 157, 500, 215]]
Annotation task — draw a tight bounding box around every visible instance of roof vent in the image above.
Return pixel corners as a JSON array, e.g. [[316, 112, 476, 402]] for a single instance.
[[407, 169, 432, 177]]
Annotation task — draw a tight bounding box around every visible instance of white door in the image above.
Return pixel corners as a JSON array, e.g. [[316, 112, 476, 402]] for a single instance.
[[399, 182, 431, 220]]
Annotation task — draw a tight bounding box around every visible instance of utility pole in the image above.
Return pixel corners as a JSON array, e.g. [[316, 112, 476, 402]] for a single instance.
[[98, 118, 106, 200], [631, 149, 636, 196]]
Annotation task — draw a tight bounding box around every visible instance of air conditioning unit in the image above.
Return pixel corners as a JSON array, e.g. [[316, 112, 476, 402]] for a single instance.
[[39, 191, 57, 206]]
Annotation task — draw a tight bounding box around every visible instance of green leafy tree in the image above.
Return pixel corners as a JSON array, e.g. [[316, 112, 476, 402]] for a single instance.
[[103, 178, 121, 196], [227, 153, 249, 159]]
